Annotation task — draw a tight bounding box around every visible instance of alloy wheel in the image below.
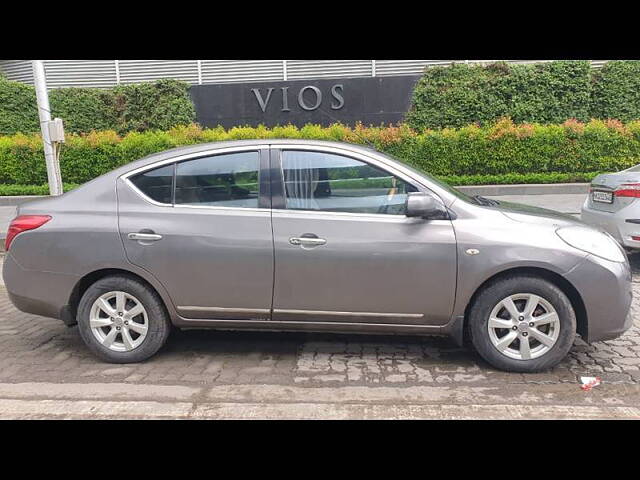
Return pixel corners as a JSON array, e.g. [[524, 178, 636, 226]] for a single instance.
[[487, 293, 560, 360], [89, 291, 149, 352]]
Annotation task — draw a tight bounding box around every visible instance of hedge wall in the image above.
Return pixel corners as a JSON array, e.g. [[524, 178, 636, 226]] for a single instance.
[[591, 61, 640, 122], [407, 60, 640, 130], [1, 119, 639, 186], [0, 77, 196, 135]]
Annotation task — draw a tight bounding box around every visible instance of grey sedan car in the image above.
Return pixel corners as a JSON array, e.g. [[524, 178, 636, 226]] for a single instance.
[[582, 165, 640, 250], [2, 140, 633, 372]]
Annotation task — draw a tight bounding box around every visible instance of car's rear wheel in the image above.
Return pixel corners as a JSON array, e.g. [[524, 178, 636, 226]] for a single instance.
[[77, 275, 171, 363], [468, 274, 576, 372]]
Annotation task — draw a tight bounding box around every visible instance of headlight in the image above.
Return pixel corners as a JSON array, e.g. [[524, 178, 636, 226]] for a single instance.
[[556, 226, 626, 263]]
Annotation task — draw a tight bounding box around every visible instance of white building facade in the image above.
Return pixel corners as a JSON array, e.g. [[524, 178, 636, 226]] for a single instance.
[[0, 60, 608, 89]]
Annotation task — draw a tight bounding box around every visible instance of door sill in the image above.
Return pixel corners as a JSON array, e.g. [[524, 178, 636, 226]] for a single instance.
[[174, 317, 446, 336]]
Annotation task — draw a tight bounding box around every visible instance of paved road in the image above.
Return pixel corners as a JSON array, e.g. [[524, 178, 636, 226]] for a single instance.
[[0, 251, 639, 419]]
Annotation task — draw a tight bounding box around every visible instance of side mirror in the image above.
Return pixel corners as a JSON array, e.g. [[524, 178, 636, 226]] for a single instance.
[[405, 192, 447, 219]]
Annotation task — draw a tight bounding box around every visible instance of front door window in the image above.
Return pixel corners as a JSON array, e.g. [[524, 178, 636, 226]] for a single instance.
[[281, 150, 418, 215]]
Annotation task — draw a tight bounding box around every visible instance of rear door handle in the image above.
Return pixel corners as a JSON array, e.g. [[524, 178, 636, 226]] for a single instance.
[[289, 236, 326, 247], [128, 232, 163, 242]]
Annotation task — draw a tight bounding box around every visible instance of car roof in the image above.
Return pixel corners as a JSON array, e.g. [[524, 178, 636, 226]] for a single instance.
[[139, 139, 377, 163]]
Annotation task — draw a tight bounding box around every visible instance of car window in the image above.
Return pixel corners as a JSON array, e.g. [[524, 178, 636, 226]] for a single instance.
[[175, 151, 260, 208], [281, 150, 418, 215], [625, 164, 640, 172], [130, 164, 174, 204]]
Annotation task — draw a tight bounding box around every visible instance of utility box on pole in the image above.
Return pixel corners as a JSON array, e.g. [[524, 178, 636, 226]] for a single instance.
[[32, 60, 64, 196], [48, 118, 65, 143]]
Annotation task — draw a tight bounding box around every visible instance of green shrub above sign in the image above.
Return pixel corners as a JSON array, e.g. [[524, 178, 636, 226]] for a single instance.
[[0, 77, 196, 135], [407, 60, 640, 130]]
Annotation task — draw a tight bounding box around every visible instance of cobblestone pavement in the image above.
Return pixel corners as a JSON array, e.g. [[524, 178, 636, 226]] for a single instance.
[[0, 253, 639, 418], [1, 255, 639, 388]]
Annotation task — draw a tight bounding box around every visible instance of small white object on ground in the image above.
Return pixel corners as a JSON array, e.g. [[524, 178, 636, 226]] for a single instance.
[[580, 376, 602, 391]]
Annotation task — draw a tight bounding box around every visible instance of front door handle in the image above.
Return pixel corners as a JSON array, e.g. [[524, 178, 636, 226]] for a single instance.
[[289, 235, 326, 247], [128, 232, 163, 242]]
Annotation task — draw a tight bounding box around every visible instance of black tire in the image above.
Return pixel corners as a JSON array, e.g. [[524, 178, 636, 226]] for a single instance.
[[468, 274, 576, 373], [77, 275, 171, 363]]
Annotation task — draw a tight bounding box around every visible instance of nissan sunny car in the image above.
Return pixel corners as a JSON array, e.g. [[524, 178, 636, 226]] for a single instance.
[[2, 140, 633, 372]]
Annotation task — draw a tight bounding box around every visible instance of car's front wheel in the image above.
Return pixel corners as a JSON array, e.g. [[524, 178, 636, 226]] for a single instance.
[[77, 275, 171, 363], [468, 274, 576, 372]]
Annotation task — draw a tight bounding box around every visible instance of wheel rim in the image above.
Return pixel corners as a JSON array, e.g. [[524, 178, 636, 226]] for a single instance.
[[89, 291, 149, 352], [487, 293, 560, 361]]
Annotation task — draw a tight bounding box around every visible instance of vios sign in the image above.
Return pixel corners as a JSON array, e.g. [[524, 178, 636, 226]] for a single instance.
[[251, 84, 345, 112], [190, 75, 421, 128]]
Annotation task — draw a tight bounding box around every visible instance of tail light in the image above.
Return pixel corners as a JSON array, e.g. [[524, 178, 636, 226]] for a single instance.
[[4, 215, 52, 251], [615, 183, 640, 198]]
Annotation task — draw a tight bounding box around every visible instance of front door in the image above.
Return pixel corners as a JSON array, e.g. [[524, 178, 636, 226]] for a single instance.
[[117, 147, 274, 321], [270, 147, 457, 326]]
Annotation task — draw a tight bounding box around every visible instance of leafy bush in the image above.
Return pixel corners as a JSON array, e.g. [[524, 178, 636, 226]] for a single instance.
[[407, 61, 594, 129], [0, 76, 196, 135], [0, 183, 79, 196], [439, 172, 602, 186], [112, 79, 196, 133], [1, 120, 639, 187], [0, 78, 39, 134], [591, 61, 640, 122], [49, 88, 118, 133]]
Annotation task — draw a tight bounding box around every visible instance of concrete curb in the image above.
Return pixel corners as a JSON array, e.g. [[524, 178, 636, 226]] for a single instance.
[[456, 183, 590, 196], [0, 195, 47, 207], [0, 184, 590, 206], [0, 382, 639, 419]]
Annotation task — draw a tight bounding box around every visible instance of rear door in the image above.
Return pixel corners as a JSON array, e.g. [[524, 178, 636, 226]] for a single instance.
[[117, 146, 274, 321], [269, 146, 457, 326]]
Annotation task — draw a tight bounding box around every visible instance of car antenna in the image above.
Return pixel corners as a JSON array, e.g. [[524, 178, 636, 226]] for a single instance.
[[314, 105, 378, 151]]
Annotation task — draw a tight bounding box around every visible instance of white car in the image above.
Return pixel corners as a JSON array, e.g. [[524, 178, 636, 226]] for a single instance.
[[581, 165, 640, 250]]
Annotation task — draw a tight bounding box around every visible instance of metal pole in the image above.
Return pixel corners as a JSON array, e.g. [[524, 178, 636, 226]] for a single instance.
[[32, 60, 63, 196]]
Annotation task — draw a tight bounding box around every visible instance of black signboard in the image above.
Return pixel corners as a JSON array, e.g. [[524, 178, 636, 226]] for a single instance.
[[190, 75, 421, 128]]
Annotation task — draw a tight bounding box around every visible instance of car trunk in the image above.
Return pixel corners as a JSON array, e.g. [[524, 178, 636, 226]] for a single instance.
[[588, 172, 640, 213]]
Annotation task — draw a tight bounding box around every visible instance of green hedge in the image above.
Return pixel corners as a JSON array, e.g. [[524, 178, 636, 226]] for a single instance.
[[0, 120, 638, 187], [0, 77, 39, 135], [407, 61, 640, 130], [0, 183, 79, 196], [591, 61, 640, 122], [0, 78, 196, 136]]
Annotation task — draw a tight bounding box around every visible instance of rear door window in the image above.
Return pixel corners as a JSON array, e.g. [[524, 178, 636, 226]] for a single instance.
[[130, 164, 174, 204], [175, 151, 260, 208]]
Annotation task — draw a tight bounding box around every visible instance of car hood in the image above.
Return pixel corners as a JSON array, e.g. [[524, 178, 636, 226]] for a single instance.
[[493, 200, 584, 227]]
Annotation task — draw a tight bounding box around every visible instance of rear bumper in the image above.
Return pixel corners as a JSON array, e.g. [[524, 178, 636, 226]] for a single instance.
[[565, 253, 633, 343], [2, 252, 78, 322], [581, 199, 640, 249]]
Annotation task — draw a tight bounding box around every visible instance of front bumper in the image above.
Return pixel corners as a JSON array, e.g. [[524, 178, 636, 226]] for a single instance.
[[581, 200, 640, 249], [565, 253, 633, 343]]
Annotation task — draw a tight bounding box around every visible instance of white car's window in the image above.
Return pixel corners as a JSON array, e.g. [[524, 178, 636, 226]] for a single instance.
[[281, 150, 417, 215], [130, 164, 174, 204], [625, 164, 640, 172], [175, 151, 260, 208]]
